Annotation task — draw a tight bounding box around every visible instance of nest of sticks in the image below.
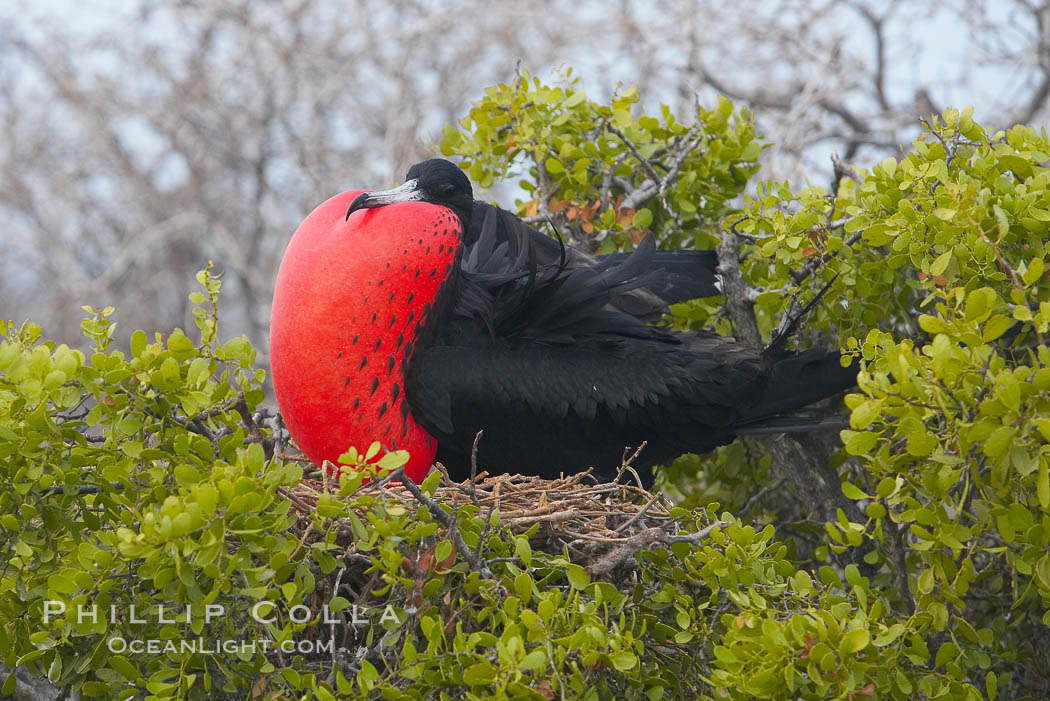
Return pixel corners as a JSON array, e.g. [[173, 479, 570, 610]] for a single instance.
[[281, 445, 721, 581]]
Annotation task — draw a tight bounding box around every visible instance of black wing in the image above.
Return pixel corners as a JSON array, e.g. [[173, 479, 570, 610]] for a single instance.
[[405, 331, 770, 481], [456, 202, 720, 343]]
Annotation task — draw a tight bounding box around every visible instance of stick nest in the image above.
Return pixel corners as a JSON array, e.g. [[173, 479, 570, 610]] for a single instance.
[[281, 448, 718, 579]]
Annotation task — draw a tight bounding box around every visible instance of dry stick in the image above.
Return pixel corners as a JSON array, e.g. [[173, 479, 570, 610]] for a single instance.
[[288, 518, 314, 560], [277, 486, 315, 514], [587, 528, 662, 579], [613, 491, 665, 533], [469, 430, 483, 509], [738, 477, 787, 519], [615, 441, 647, 489], [435, 462, 489, 502], [397, 473, 494, 579], [657, 519, 728, 545], [503, 510, 580, 527], [586, 520, 727, 579], [277, 453, 313, 463]]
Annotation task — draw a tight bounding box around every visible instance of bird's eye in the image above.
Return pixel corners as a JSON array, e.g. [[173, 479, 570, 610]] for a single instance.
[[435, 183, 454, 195]]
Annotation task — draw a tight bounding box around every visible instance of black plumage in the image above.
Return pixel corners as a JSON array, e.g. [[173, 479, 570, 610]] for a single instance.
[[345, 159, 856, 484]]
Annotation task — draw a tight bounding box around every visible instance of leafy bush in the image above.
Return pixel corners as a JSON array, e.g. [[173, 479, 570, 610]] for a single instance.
[[2, 73, 1049, 700]]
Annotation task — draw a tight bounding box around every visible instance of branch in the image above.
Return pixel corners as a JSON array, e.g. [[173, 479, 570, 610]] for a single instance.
[[716, 223, 762, 347], [851, 3, 892, 112], [620, 118, 705, 212], [397, 473, 494, 579]]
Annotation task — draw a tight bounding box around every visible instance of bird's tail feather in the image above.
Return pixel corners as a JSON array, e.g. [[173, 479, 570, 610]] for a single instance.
[[738, 349, 858, 427], [597, 249, 720, 303], [734, 415, 849, 435]]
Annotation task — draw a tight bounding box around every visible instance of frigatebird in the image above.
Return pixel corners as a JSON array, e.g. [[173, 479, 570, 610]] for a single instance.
[[270, 159, 856, 485]]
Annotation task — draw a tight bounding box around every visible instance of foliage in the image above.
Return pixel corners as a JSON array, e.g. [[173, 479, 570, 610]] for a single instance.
[[441, 79, 1050, 698], [3, 73, 1050, 700], [0, 268, 311, 698], [728, 109, 1050, 697], [440, 69, 760, 254], [0, 273, 934, 700]]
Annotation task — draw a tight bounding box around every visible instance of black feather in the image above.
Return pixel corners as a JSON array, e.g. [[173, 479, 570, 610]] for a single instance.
[[356, 159, 857, 485]]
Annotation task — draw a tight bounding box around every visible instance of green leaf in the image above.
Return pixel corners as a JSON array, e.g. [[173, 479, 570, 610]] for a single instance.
[[130, 330, 147, 358], [514, 536, 532, 567], [838, 629, 870, 656], [514, 572, 532, 601], [610, 651, 638, 672], [918, 569, 935, 594], [1036, 554, 1050, 590], [521, 649, 547, 671], [841, 482, 869, 500], [565, 564, 590, 590], [843, 430, 878, 455], [108, 654, 140, 681], [983, 315, 1013, 342], [929, 250, 952, 276], [850, 399, 883, 430], [965, 287, 996, 323], [983, 426, 1017, 459], [918, 315, 947, 334], [935, 641, 959, 667], [463, 661, 496, 685], [563, 91, 586, 108], [632, 208, 653, 229]]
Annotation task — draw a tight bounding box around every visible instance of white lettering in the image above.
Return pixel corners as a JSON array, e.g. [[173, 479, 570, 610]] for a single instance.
[[379, 605, 400, 626], [251, 601, 276, 624], [43, 601, 65, 623], [205, 604, 224, 623], [289, 605, 311, 624]]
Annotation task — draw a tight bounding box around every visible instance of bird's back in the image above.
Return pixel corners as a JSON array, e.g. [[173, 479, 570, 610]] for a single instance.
[[402, 201, 855, 484]]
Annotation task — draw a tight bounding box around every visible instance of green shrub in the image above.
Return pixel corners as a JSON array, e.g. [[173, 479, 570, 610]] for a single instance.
[[1, 74, 1048, 699]]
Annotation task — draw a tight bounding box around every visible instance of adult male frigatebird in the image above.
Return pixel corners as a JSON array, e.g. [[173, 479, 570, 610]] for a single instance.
[[270, 159, 856, 485]]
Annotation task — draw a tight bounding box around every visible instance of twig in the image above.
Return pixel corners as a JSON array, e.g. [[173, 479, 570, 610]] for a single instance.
[[738, 478, 787, 519], [790, 227, 865, 286], [503, 510, 580, 527], [586, 528, 662, 578], [469, 430, 483, 509], [288, 517, 314, 560], [656, 520, 728, 545], [276, 453, 313, 463], [831, 151, 864, 187], [614, 492, 664, 533], [42, 481, 124, 496], [397, 473, 494, 578], [278, 486, 315, 515]]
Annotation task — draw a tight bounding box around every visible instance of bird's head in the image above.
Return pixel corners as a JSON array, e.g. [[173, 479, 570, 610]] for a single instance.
[[345, 159, 474, 226]]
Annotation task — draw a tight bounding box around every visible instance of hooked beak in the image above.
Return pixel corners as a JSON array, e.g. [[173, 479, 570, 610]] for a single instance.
[[345, 178, 424, 220]]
